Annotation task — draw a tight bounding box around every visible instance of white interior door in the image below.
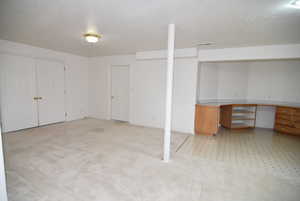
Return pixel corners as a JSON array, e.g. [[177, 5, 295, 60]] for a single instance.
[[36, 59, 65, 126], [0, 54, 38, 132], [111, 66, 129, 121]]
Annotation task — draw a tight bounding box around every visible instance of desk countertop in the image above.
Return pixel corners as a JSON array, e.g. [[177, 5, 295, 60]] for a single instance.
[[197, 99, 300, 108]]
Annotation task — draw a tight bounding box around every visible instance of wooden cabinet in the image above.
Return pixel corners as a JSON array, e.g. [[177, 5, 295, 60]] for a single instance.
[[274, 106, 300, 135], [194, 104, 219, 135]]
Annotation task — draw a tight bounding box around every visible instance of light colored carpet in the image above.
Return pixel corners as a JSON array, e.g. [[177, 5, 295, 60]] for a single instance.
[[3, 118, 300, 201]]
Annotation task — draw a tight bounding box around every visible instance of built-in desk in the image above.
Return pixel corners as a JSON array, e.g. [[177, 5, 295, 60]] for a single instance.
[[195, 100, 300, 136]]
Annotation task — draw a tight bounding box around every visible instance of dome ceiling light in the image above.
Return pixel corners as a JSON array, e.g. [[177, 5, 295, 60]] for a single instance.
[[83, 33, 101, 43]]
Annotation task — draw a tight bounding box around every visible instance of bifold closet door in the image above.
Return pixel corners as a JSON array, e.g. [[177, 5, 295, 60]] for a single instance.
[[36, 60, 65, 126], [0, 54, 38, 132]]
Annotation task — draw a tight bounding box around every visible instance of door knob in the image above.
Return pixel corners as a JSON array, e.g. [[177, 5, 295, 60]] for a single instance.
[[33, 97, 39, 100]]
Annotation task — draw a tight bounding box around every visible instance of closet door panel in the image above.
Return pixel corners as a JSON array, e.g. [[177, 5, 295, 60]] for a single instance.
[[0, 54, 38, 132], [36, 60, 65, 126]]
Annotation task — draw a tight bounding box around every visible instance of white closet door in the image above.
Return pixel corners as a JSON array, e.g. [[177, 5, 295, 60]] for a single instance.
[[111, 66, 129, 121], [36, 59, 65, 126], [0, 54, 38, 132]]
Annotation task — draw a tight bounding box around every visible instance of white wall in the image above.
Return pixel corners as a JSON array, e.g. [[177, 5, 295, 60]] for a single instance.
[[197, 63, 218, 101], [197, 59, 300, 128], [0, 40, 89, 121], [171, 59, 198, 133], [247, 60, 300, 102], [88, 50, 198, 134], [88, 55, 135, 120], [217, 62, 248, 100], [198, 62, 249, 101], [131, 59, 166, 128], [130, 58, 198, 133]]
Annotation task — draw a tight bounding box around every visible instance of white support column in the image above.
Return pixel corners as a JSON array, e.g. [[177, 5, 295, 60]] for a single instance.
[[163, 24, 175, 162], [0, 127, 8, 201]]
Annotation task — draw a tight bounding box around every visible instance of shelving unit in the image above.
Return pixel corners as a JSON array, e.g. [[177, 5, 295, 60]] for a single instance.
[[220, 104, 257, 129]]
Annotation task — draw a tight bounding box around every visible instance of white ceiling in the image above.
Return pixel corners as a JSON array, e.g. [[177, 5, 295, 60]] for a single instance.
[[0, 0, 300, 57]]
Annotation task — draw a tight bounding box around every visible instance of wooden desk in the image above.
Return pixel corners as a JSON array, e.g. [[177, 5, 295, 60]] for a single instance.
[[195, 101, 300, 136]]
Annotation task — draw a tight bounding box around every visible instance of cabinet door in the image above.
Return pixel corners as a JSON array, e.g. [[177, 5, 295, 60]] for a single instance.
[[195, 105, 219, 135], [36, 59, 65, 126], [0, 54, 38, 132]]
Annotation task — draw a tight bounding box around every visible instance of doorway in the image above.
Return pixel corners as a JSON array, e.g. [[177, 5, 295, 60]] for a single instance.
[[111, 65, 129, 122]]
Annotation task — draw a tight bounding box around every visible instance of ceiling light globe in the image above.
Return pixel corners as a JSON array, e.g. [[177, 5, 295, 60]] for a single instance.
[[83, 33, 101, 43], [85, 36, 99, 43]]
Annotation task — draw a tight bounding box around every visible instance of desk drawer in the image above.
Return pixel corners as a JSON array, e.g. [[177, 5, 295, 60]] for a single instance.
[[274, 124, 300, 135], [294, 109, 300, 116], [294, 122, 300, 129], [276, 113, 292, 121], [275, 118, 294, 127], [276, 107, 294, 115], [293, 114, 300, 122]]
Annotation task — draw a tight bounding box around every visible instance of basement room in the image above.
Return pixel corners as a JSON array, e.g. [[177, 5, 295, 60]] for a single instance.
[[0, 0, 300, 201]]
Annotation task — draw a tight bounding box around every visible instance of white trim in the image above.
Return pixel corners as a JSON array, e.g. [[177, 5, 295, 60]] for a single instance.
[[136, 48, 197, 60], [198, 44, 300, 62]]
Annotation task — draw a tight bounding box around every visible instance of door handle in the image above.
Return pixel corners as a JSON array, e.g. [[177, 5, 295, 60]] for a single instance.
[[33, 97, 43, 100]]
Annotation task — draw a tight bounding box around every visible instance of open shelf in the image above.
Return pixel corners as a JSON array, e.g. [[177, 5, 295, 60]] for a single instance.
[[232, 117, 255, 120], [232, 109, 255, 114], [231, 123, 254, 128], [220, 104, 257, 129]]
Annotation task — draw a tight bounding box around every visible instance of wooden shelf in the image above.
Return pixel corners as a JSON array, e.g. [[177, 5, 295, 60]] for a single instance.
[[232, 110, 255, 114], [231, 123, 254, 129], [232, 117, 255, 121]]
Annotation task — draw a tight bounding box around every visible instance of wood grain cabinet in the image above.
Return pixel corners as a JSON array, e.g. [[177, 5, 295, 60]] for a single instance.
[[274, 106, 300, 135], [194, 104, 219, 135]]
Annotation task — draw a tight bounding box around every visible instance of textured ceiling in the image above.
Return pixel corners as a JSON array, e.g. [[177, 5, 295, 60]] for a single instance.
[[0, 0, 300, 57]]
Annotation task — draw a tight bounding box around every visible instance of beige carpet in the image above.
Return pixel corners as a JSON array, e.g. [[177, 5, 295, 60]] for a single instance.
[[3, 118, 300, 201]]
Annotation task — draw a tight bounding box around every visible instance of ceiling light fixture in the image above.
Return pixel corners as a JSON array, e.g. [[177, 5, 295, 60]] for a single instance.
[[83, 33, 101, 43], [289, 0, 300, 8]]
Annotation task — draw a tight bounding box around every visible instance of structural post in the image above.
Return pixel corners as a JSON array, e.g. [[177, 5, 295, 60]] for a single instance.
[[163, 24, 175, 162], [0, 127, 8, 201]]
